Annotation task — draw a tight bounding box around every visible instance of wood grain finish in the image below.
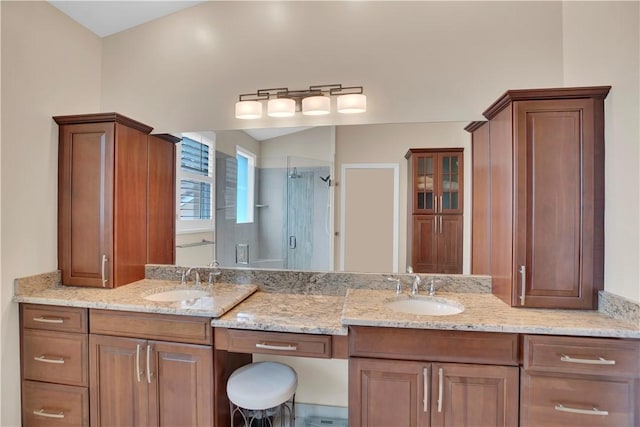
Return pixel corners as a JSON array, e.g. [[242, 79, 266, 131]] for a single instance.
[[147, 134, 177, 265], [523, 335, 639, 377], [431, 363, 519, 427], [90, 309, 212, 345], [22, 380, 89, 427], [148, 341, 213, 427], [468, 121, 491, 275], [217, 328, 333, 358], [89, 334, 149, 427], [22, 329, 88, 387], [21, 304, 87, 333], [56, 114, 154, 288], [406, 149, 464, 274], [349, 357, 430, 427], [478, 87, 608, 309], [520, 371, 637, 427], [349, 327, 519, 366]]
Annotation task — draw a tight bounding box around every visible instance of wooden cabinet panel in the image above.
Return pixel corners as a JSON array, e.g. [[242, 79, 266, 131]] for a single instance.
[[218, 328, 332, 358], [466, 121, 491, 275], [412, 215, 438, 273], [521, 371, 637, 427], [477, 86, 610, 309], [89, 334, 149, 427], [21, 304, 87, 333], [90, 309, 212, 345], [58, 121, 114, 288], [22, 329, 88, 387], [349, 327, 519, 366], [147, 134, 178, 265], [524, 335, 639, 377], [148, 341, 213, 427], [437, 215, 463, 274], [349, 357, 430, 427], [55, 113, 156, 288], [431, 363, 519, 427], [22, 380, 89, 427]]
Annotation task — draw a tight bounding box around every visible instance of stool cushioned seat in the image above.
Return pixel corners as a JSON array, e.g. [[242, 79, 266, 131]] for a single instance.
[[227, 362, 298, 411]]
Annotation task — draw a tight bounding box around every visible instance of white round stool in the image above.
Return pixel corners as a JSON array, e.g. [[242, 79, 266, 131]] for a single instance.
[[227, 361, 297, 427]]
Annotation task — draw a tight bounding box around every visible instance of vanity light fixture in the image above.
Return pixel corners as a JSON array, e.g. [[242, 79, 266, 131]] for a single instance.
[[235, 84, 366, 119]]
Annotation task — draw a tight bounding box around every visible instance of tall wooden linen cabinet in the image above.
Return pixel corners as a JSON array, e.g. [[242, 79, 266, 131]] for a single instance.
[[406, 148, 463, 274], [466, 86, 610, 309], [55, 113, 176, 288]]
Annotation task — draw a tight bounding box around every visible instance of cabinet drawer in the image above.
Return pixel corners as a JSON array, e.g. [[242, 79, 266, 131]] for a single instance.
[[349, 326, 519, 365], [90, 309, 212, 345], [521, 372, 637, 427], [22, 329, 88, 387], [22, 380, 89, 427], [524, 335, 639, 377], [220, 329, 332, 358], [21, 304, 87, 333]]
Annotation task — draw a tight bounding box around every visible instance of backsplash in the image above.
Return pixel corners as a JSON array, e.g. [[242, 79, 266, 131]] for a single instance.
[[598, 291, 640, 326], [145, 265, 492, 296]]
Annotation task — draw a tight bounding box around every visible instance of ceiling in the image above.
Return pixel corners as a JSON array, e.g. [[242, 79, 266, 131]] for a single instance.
[[49, 1, 205, 37]]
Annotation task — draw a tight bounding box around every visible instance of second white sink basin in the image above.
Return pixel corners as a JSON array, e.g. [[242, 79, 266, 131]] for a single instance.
[[144, 288, 210, 302], [386, 296, 464, 316]]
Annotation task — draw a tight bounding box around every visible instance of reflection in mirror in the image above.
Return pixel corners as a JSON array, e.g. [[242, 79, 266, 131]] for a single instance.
[[175, 126, 335, 271]]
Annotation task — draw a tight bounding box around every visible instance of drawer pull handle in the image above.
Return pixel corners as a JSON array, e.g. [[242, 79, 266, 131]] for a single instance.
[[34, 355, 65, 364], [136, 344, 142, 383], [33, 409, 65, 419], [560, 354, 616, 365], [146, 344, 153, 384], [33, 316, 64, 324], [423, 368, 428, 413], [255, 342, 297, 351], [554, 404, 609, 416], [437, 367, 443, 413]]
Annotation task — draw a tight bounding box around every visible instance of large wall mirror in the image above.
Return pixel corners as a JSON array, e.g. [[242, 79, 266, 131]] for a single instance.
[[172, 122, 472, 274]]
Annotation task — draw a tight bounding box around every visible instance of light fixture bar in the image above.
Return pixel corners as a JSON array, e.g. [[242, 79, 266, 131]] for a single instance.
[[235, 84, 366, 119]]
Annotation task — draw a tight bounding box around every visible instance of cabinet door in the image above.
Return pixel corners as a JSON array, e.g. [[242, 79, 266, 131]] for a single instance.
[[438, 152, 463, 215], [90, 334, 149, 427], [349, 357, 430, 427], [412, 215, 438, 273], [514, 98, 602, 308], [470, 123, 491, 275], [437, 215, 463, 274], [147, 135, 176, 264], [148, 341, 213, 427], [58, 122, 114, 287], [413, 153, 438, 213], [431, 363, 519, 427]]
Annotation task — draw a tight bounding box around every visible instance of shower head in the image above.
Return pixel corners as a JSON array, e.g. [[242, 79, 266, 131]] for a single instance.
[[288, 167, 301, 179]]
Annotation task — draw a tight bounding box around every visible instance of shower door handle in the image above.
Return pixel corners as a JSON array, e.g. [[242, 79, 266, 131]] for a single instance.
[[289, 236, 297, 249]]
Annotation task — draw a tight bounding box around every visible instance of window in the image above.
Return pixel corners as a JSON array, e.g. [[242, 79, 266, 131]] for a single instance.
[[176, 133, 215, 232], [236, 146, 256, 224]]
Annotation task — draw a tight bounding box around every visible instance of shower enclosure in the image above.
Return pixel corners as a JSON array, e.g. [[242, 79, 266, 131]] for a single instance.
[[215, 152, 332, 271]]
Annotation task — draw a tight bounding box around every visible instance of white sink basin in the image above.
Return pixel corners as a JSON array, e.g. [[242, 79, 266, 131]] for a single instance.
[[144, 288, 210, 302], [386, 296, 464, 316]]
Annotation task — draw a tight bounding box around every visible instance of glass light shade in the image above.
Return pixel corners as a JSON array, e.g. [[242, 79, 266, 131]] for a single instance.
[[235, 101, 262, 119], [302, 96, 331, 116], [337, 93, 367, 114], [267, 98, 296, 117]]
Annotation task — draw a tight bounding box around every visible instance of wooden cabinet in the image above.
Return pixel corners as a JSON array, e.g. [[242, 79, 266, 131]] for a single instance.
[[465, 121, 491, 275], [349, 327, 519, 427], [520, 335, 639, 427], [406, 149, 463, 273], [20, 304, 89, 426], [89, 309, 213, 427], [471, 86, 610, 308], [147, 133, 179, 265], [55, 114, 177, 287]]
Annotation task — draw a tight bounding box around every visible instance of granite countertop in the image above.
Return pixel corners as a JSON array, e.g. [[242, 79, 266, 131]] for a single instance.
[[211, 291, 347, 336], [341, 289, 640, 339], [14, 274, 257, 318]]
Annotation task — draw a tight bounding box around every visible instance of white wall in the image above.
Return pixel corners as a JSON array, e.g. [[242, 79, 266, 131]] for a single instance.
[[0, 2, 102, 425], [562, 1, 640, 302], [100, 1, 564, 132]]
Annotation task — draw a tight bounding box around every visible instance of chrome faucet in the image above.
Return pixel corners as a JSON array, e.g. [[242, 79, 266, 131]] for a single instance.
[[427, 278, 437, 296], [207, 260, 221, 285], [406, 266, 421, 296], [185, 267, 201, 286]]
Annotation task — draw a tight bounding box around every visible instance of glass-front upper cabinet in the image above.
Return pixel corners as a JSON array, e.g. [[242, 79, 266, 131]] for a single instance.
[[406, 148, 464, 215]]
